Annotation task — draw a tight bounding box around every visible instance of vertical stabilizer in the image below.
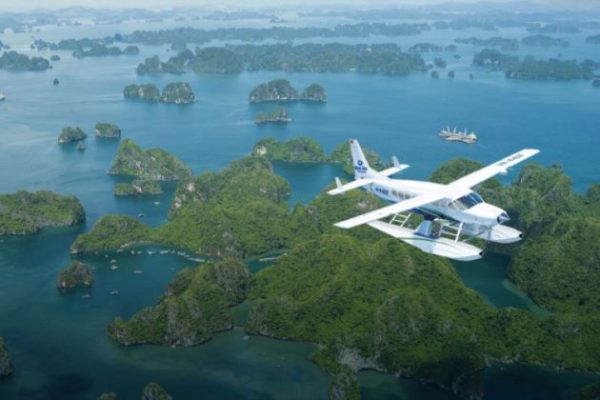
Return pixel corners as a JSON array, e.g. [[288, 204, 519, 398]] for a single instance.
[[349, 139, 372, 179]]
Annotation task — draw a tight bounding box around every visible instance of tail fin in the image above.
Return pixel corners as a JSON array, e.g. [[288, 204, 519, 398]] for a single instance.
[[350, 139, 373, 179]]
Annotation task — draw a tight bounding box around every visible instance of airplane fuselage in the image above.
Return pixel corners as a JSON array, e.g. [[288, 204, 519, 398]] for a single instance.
[[363, 178, 509, 228]]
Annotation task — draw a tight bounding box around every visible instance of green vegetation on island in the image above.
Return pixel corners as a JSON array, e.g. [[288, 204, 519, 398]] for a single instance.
[[586, 34, 600, 44], [124, 82, 195, 104], [0, 338, 12, 377], [95, 123, 121, 139], [521, 34, 569, 48], [141, 382, 172, 400], [135, 43, 426, 76], [96, 382, 172, 400], [253, 137, 327, 162], [473, 49, 593, 80], [69, 141, 600, 399], [114, 180, 163, 197], [573, 382, 600, 400], [255, 108, 291, 124], [73, 44, 139, 58], [58, 126, 87, 144], [249, 80, 326, 103], [0, 51, 51, 71], [57, 260, 94, 290], [122, 24, 428, 47], [108, 258, 251, 346], [109, 139, 192, 181], [0, 190, 85, 235], [455, 37, 519, 51]]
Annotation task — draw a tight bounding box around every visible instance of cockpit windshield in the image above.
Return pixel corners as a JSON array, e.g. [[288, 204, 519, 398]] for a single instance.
[[453, 192, 484, 210]]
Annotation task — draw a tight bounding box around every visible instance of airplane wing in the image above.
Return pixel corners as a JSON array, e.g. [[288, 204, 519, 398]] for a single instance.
[[448, 148, 540, 190], [334, 192, 446, 229], [327, 178, 374, 195]]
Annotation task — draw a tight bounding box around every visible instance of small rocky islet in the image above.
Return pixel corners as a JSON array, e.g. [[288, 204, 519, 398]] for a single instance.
[[95, 122, 121, 139], [249, 79, 326, 103], [57, 260, 94, 290], [255, 107, 291, 124], [57, 126, 87, 144]]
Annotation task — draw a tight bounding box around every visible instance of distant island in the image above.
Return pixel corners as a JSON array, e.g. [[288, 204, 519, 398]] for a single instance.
[[114, 179, 163, 196], [135, 43, 426, 76], [109, 138, 192, 181], [32, 37, 139, 58], [123, 82, 195, 104], [249, 80, 326, 103], [95, 123, 121, 139], [0, 190, 85, 235], [0, 338, 12, 377], [255, 107, 291, 124], [57, 261, 94, 290], [58, 126, 87, 144], [586, 34, 600, 44], [455, 37, 519, 51], [0, 51, 51, 71], [521, 34, 569, 48], [473, 49, 593, 80]]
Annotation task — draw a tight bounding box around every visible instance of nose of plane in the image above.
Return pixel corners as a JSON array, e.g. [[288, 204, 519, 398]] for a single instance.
[[497, 212, 511, 224]]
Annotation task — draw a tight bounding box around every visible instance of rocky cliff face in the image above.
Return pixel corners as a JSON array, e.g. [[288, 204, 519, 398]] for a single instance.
[[108, 259, 251, 346], [0, 338, 13, 377], [58, 126, 87, 144]]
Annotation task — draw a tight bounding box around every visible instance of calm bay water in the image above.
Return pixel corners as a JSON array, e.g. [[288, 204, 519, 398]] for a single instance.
[[1, 19, 599, 399]]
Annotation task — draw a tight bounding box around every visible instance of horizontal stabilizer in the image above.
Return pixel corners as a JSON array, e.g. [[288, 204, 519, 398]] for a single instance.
[[379, 156, 409, 177], [327, 178, 374, 196]]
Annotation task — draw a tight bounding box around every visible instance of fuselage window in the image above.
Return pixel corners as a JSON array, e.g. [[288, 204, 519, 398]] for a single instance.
[[456, 192, 484, 209]]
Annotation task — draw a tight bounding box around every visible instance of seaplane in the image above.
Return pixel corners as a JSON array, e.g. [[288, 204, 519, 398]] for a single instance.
[[327, 139, 540, 261]]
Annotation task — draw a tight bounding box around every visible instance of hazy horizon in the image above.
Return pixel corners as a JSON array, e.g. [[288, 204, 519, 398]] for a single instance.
[[1, 0, 599, 12]]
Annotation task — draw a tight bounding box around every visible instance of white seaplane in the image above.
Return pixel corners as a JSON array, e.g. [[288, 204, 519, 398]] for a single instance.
[[327, 139, 539, 261]]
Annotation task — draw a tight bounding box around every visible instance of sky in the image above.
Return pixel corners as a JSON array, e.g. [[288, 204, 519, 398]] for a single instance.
[[1, 0, 598, 12]]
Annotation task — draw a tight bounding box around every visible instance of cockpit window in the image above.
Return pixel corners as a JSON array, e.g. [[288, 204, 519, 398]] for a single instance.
[[455, 192, 484, 209]]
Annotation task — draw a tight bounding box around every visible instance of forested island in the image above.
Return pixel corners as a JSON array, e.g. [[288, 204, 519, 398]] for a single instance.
[[0, 51, 51, 71], [0, 190, 85, 235], [255, 108, 291, 124], [123, 82, 195, 104], [521, 34, 569, 48], [587, 34, 600, 44], [455, 36, 519, 51], [119, 23, 429, 46], [58, 126, 87, 144], [473, 49, 594, 80], [249, 80, 326, 103], [135, 43, 426, 75], [66, 137, 600, 400], [95, 123, 121, 139], [32, 37, 139, 58], [109, 139, 192, 181]]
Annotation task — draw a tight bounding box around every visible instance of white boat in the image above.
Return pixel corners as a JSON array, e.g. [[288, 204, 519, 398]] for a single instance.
[[439, 127, 477, 144], [0, 92, 6, 101]]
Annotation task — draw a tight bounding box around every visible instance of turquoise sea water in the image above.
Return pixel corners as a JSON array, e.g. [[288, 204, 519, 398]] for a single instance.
[[1, 19, 600, 399]]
